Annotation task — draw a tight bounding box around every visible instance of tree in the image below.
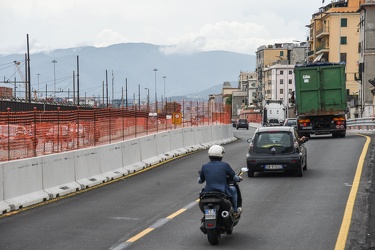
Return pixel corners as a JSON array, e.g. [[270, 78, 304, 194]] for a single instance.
[[225, 95, 232, 105]]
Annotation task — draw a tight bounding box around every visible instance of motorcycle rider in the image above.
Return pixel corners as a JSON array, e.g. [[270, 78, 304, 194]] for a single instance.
[[198, 145, 242, 215]]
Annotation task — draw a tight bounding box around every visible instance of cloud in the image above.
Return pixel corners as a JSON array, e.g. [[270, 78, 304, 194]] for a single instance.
[[0, 0, 322, 55], [94, 29, 129, 48], [160, 33, 207, 55], [161, 21, 274, 55]]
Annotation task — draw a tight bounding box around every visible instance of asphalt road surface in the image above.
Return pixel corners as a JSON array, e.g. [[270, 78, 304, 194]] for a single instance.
[[0, 127, 374, 250]]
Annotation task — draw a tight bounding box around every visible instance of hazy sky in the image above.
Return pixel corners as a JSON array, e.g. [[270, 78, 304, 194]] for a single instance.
[[0, 0, 324, 55]]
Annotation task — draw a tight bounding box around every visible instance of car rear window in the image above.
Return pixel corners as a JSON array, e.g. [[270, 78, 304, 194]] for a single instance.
[[285, 120, 297, 126], [253, 131, 294, 153]]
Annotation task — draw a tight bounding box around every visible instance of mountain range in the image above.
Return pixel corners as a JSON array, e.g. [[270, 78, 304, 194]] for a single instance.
[[0, 43, 255, 101]]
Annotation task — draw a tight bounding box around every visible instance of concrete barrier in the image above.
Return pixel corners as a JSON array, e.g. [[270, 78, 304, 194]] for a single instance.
[[195, 126, 214, 149], [122, 138, 147, 173], [222, 125, 236, 144], [3, 157, 49, 210], [42, 152, 81, 198], [0, 124, 236, 213], [99, 143, 128, 180], [139, 134, 163, 165], [211, 125, 221, 144], [0, 164, 10, 213], [183, 127, 204, 151], [168, 129, 188, 155], [156, 131, 175, 160], [74, 147, 107, 188]]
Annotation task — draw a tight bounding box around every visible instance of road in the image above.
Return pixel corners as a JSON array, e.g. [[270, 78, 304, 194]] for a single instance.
[[0, 127, 373, 250]]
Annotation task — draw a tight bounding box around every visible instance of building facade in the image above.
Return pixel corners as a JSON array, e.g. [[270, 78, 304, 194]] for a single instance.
[[256, 43, 307, 109], [307, 0, 361, 117], [358, 0, 375, 117]]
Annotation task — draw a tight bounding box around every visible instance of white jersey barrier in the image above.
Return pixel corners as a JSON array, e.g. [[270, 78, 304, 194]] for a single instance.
[[122, 138, 146, 173], [168, 129, 188, 155], [156, 132, 174, 160], [42, 151, 81, 198], [3, 157, 49, 211], [0, 125, 236, 213]]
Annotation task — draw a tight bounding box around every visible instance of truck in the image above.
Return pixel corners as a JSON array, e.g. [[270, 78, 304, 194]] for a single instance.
[[262, 100, 286, 126], [294, 62, 347, 138]]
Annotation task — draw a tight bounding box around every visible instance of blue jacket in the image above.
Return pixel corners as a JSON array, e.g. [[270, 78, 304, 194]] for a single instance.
[[198, 160, 240, 197]]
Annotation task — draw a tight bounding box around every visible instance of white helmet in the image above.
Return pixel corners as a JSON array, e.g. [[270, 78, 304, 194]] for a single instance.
[[208, 145, 225, 158]]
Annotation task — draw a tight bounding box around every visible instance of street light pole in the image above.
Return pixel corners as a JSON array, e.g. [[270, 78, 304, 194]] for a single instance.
[[37, 73, 40, 99], [52, 60, 57, 97], [153, 68, 158, 111], [144, 87, 150, 134], [162, 76, 167, 103], [145, 87, 150, 111]]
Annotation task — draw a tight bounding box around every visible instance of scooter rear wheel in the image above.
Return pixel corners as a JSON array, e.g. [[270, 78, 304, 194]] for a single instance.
[[207, 229, 221, 245]]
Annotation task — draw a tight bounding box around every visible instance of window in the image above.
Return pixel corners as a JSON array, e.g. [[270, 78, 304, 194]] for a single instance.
[[280, 89, 284, 94], [340, 53, 347, 63], [280, 51, 284, 57], [289, 70, 292, 75], [340, 36, 347, 45], [280, 79, 284, 84], [280, 70, 284, 75], [289, 79, 292, 84], [341, 18, 347, 27]]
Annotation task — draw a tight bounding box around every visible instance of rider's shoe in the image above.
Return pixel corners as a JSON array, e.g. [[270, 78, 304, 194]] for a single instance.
[[233, 207, 242, 218]]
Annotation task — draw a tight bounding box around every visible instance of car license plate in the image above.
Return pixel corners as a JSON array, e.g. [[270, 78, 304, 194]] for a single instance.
[[205, 209, 216, 220], [264, 164, 283, 170], [301, 126, 312, 130]]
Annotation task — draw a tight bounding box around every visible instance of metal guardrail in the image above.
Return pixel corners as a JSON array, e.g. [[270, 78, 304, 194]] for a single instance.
[[347, 117, 375, 131]]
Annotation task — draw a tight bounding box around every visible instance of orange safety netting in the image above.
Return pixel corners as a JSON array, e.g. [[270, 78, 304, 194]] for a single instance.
[[0, 100, 230, 161]]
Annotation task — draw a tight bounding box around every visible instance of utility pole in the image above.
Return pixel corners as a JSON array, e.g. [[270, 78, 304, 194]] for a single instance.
[[125, 78, 128, 107], [76, 55, 80, 106], [106, 70, 109, 107], [112, 70, 114, 106], [37, 73, 40, 99], [73, 71, 76, 104], [27, 34, 31, 103], [52, 59, 57, 97]]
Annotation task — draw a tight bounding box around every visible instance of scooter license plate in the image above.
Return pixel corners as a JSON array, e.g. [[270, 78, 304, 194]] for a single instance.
[[205, 209, 216, 220]]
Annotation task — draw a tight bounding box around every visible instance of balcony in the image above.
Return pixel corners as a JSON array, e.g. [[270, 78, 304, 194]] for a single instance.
[[316, 26, 330, 39], [316, 44, 329, 55]]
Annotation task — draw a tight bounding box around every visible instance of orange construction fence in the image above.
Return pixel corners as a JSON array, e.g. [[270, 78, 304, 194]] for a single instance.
[[0, 100, 230, 161]]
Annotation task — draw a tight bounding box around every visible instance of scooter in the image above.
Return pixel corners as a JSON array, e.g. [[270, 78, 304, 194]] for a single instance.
[[198, 168, 247, 245]]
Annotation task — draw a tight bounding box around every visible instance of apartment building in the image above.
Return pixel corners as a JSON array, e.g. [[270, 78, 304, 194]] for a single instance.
[[263, 64, 295, 108], [307, 0, 361, 100], [255, 43, 307, 108]]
